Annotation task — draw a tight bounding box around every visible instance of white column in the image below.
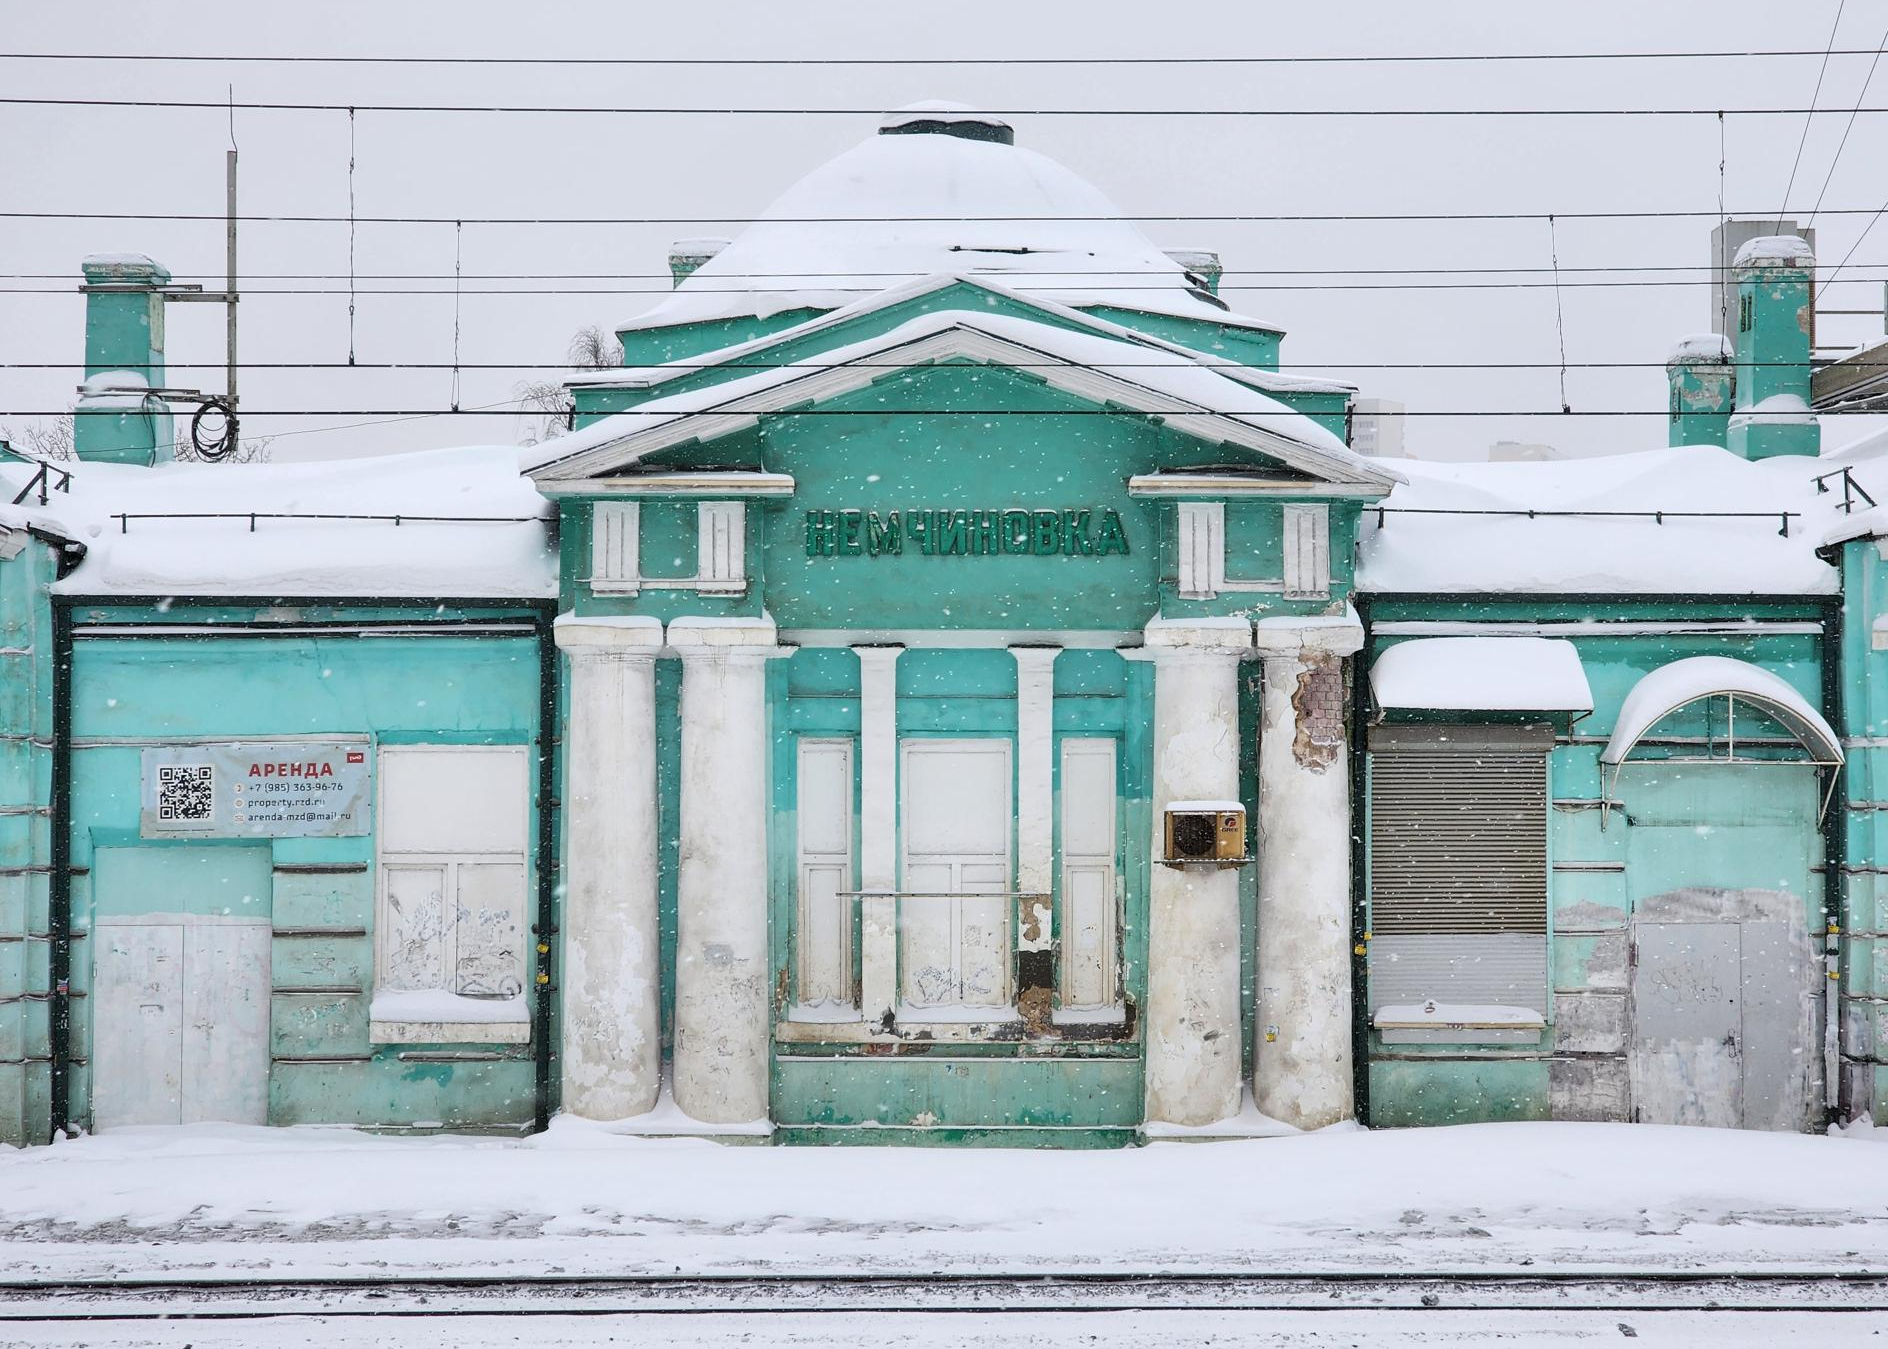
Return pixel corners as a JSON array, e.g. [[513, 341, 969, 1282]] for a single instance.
[[853, 646, 902, 1026], [670, 616, 790, 1124], [1141, 617, 1253, 1126], [1011, 647, 1060, 1024], [553, 615, 664, 1120], [1252, 615, 1365, 1130]]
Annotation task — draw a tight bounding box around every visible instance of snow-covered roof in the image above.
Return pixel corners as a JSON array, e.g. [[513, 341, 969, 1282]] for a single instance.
[[1602, 655, 1841, 765], [532, 308, 1398, 491], [623, 114, 1279, 336], [1370, 637, 1593, 712], [577, 273, 1351, 399], [0, 447, 555, 600], [1355, 445, 1838, 596]]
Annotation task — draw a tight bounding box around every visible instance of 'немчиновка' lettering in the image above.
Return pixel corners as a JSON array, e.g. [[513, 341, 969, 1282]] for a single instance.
[[805, 508, 1129, 558]]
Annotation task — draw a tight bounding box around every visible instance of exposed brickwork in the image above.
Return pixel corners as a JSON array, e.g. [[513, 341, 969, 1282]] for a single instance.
[[1291, 654, 1346, 770]]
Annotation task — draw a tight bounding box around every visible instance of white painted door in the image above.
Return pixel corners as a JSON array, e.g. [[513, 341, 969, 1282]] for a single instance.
[[900, 739, 1012, 1015], [1059, 738, 1119, 1010], [796, 738, 855, 1007], [93, 923, 185, 1127], [94, 916, 270, 1130]]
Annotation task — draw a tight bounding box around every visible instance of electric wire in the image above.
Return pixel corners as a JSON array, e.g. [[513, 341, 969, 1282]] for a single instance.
[[1806, 17, 1888, 228], [6, 48, 1888, 67], [1776, 0, 1848, 229], [13, 206, 1888, 225], [8, 94, 1888, 117]]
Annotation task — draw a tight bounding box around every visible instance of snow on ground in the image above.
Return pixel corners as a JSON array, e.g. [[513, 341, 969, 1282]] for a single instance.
[[0, 1120, 1884, 1282]]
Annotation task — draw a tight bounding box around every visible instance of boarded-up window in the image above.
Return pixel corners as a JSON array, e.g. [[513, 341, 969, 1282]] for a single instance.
[[1367, 725, 1549, 1029], [376, 746, 531, 1000], [590, 501, 640, 592]]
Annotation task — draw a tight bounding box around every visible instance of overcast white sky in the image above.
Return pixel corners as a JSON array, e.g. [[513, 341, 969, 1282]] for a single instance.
[[3, 0, 1886, 462]]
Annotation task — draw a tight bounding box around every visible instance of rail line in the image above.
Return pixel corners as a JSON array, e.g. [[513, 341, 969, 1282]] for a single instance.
[[0, 1270, 1883, 1321]]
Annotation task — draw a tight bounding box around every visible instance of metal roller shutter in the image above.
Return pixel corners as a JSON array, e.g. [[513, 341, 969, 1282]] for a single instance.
[[1368, 725, 1550, 936]]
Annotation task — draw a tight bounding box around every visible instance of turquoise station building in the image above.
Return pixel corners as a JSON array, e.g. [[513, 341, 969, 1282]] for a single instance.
[[0, 105, 1880, 1146]]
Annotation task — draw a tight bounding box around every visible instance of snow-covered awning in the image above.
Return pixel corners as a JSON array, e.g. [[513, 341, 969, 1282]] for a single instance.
[[1369, 637, 1593, 713], [1601, 655, 1842, 766]]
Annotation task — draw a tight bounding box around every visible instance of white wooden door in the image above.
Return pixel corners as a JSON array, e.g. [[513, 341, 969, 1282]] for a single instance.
[[94, 915, 270, 1130], [1059, 738, 1119, 1010], [900, 739, 1012, 1015], [796, 738, 855, 1007]]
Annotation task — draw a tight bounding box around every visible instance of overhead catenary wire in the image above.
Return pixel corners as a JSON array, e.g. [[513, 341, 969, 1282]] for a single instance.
[[7, 48, 1888, 67], [10, 94, 1888, 118], [1807, 17, 1888, 228], [1775, 0, 1848, 229], [9, 359, 1888, 372], [10, 407, 1888, 418], [13, 205, 1888, 225]]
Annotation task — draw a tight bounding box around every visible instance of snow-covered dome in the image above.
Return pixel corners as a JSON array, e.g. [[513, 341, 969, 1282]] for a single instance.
[[625, 107, 1276, 334]]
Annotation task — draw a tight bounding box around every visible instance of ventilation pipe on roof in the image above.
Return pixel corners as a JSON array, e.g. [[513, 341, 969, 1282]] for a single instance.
[[877, 101, 1015, 145], [1665, 333, 1734, 449], [1165, 249, 1223, 296], [667, 237, 731, 287], [1727, 234, 1820, 460], [75, 254, 174, 466]]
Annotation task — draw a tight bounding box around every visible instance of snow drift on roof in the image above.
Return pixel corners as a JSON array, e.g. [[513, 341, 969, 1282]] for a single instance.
[[0, 446, 555, 600], [1354, 445, 1837, 596], [1602, 655, 1840, 766], [1370, 637, 1592, 712], [624, 121, 1276, 335]]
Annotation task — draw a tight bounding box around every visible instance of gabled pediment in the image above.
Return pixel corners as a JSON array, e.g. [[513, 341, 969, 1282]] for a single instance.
[[528, 310, 1400, 496]]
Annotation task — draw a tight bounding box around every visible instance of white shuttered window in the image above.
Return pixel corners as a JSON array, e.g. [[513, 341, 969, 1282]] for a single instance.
[[1282, 502, 1330, 599], [698, 501, 746, 591], [1175, 502, 1225, 599], [590, 501, 640, 592]]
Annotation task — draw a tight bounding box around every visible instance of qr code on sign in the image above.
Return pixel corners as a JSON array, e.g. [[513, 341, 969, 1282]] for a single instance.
[[156, 764, 214, 822]]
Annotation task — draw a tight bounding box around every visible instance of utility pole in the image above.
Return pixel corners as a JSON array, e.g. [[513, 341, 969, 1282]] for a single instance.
[[225, 148, 238, 437]]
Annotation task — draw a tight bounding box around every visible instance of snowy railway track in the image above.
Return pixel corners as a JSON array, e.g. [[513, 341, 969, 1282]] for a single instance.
[[0, 1270, 1884, 1321]]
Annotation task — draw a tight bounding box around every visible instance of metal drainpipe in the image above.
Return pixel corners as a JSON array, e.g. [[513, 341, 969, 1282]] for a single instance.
[[1348, 593, 1372, 1123], [532, 606, 559, 1133], [47, 598, 73, 1140], [1820, 592, 1846, 1129]]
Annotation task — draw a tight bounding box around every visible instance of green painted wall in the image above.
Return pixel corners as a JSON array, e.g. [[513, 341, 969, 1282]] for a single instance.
[[0, 538, 58, 1144], [65, 620, 545, 1133], [1361, 600, 1830, 1128]]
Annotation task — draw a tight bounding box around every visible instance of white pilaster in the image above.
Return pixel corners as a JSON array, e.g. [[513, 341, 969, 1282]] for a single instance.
[[553, 614, 664, 1120], [853, 645, 902, 1026], [1141, 616, 1253, 1126], [1252, 614, 1365, 1130], [670, 616, 791, 1124], [1010, 647, 1061, 968]]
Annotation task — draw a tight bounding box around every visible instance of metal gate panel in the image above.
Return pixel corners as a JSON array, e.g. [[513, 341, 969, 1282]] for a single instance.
[[1631, 921, 1742, 1128]]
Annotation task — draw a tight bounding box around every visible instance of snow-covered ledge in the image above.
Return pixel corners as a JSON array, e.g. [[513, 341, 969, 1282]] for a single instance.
[[369, 990, 530, 1045]]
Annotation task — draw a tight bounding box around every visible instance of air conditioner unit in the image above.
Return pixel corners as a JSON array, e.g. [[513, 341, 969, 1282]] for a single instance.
[[1163, 801, 1247, 865]]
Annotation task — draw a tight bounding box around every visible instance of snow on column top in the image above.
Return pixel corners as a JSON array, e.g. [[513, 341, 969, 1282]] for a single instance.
[[1666, 332, 1733, 367], [1733, 234, 1815, 272]]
